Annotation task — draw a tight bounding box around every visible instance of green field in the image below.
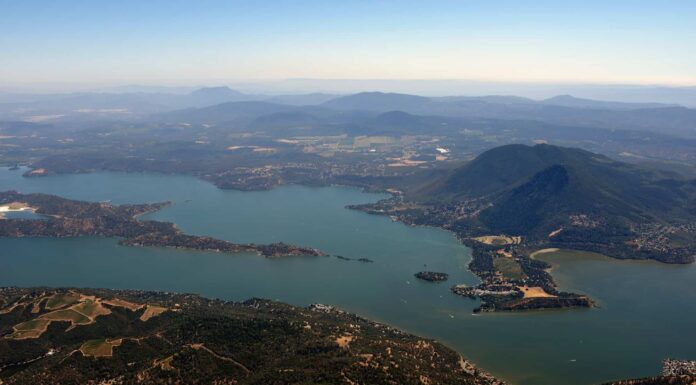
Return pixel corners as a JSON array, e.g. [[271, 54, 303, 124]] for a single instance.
[[13, 318, 50, 331], [493, 257, 527, 281], [72, 300, 111, 319], [45, 293, 81, 310], [40, 309, 91, 325], [80, 339, 122, 357]]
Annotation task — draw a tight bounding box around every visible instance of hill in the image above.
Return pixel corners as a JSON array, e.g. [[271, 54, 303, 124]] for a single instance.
[[185, 86, 251, 107], [418, 144, 696, 227], [0, 287, 502, 385], [362, 144, 696, 264], [321, 92, 431, 111]]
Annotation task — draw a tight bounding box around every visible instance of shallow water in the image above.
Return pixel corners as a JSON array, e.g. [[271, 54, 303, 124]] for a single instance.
[[1, 168, 694, 385]]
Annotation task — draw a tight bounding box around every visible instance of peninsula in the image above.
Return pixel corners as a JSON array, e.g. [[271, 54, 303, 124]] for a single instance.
[[0, 191, 324, 258]]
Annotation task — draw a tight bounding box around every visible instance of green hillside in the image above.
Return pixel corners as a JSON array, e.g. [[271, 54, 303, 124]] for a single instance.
[[393, 144, 696, 263]]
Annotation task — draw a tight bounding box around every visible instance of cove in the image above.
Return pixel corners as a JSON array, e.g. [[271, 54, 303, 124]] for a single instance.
[[1, 168, 695, 385]]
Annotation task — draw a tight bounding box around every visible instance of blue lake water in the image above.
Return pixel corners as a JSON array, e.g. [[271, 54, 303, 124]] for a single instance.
[[1, 168, 694, 385]]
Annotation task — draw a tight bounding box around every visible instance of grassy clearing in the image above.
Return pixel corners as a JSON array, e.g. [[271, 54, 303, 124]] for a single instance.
[[45, 292, 81, 310], [102, 298, 143, 311], [80, 338, 123, 357], [39, 309, 92, 325], [10, 319, 51, 339], [473, 235, 521, 245], [71, 300, 112, 319], [493, 257, 527, 281], [140, 305, 167, 321]]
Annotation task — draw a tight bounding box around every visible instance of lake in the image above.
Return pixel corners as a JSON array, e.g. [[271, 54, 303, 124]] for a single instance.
[[1, 168, 694, 385]]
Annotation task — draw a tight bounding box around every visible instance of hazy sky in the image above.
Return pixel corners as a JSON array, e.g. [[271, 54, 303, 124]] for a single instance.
[[2, 0, 695, 87]]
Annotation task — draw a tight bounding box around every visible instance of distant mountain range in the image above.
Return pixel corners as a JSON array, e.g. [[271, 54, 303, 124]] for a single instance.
[[320, 92, 696, 138], [2, 87, 696, 138]]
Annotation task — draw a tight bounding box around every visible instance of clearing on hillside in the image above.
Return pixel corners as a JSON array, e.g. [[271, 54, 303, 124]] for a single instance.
[[493, 257, 527, 281], [45, 292, 81, 310], [518, 286, 557, 298], [71, 300, 112, 319], [80, 338, 123, 357], [10, 319, 51, 339], [140, 305, 167, 321], [473, 235, 521, 245], [39, 309, 92, 326], [102, 298, 143, 311]]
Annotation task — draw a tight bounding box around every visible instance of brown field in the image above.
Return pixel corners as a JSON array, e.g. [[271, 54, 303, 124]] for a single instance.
[[80, 338, 123, 357], [473, 235, 521, 246], [518, 286, 557, 298], [140, 305, 167, 321], [31, 299, 44, 313], [153, 355, 176, 371], [335, 335, 354, 348], [103, 298, 144, 311]]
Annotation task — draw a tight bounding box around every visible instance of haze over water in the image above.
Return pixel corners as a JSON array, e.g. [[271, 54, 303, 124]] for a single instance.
[[1, 168, 694, 385]]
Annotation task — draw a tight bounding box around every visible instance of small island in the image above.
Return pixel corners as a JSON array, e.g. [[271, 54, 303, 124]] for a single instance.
[[415, 271, 449, 282]]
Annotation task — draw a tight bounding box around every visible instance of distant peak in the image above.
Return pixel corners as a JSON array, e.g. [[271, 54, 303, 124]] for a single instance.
[[545, 94, 579, 101], [191, 86, 243, 95]]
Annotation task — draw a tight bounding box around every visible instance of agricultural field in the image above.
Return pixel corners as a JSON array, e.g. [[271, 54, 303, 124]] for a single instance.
[[4, 290, 168, 340]]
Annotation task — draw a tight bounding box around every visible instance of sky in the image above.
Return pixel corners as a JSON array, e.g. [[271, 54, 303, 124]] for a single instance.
[[1, 0, 695, 89]]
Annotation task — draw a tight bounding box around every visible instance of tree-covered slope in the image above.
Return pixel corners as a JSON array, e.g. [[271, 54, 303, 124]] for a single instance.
[[392, 144, 696, 263], [0, 287, 502, 385]]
